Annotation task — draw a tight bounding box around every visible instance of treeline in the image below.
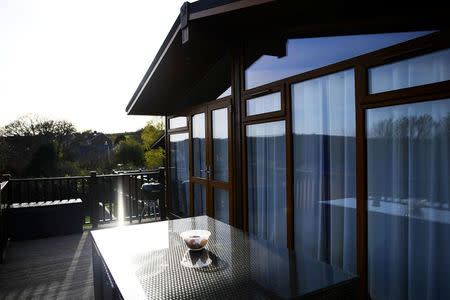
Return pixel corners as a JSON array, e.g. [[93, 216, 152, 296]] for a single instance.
[[0, 115, 164, 178]]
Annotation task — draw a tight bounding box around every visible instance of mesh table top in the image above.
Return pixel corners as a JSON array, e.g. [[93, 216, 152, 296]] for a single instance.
[[91, 216, 357, 299]]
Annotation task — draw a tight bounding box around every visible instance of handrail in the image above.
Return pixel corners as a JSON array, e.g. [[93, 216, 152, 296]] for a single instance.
[[8, 171, 160, 181], [1, 169, 166, 228]]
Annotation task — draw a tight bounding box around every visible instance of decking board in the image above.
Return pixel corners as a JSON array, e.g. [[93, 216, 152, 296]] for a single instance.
[[0, 231, 94, 299]]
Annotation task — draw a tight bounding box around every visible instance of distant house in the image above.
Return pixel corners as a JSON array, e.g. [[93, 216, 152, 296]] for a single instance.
[[88, 133, 112, 151], [76, 132, 112, 160]]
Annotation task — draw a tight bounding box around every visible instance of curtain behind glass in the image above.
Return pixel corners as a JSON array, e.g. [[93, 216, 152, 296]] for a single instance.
[[367, 99, 450, 300], [291, 69, 356, 274], [369, 48, 450, 94], [169, 133, 190, 217], [192, 113, 206, 178], [246, 121, 286, 247]]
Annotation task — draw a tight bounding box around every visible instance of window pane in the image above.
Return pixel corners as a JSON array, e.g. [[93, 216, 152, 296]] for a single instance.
[[212, 108, 228, 182], [292, 69, 356, 274], [169, 116, 187, 129], [169, 133, 189, 217], [246, 121, 286, 247], [366, 99, 450, 300], [214, 188, 229, 223], [193, 183, 206, 216], [245, 31, 433, 89], [246, 92, 281, 116], [192, 113, 206, 178], [369, 48, 450, 94]]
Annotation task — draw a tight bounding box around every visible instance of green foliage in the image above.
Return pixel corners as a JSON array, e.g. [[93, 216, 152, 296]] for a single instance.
[[1, 115, 165, 177], [144, 148, 164, 169], [141, 118, 165, 169], [141, 118, 164, 149], [115, 139, 145, 168]]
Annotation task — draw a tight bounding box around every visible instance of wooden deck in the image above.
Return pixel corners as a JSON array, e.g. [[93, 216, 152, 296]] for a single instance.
[[0, 218, 158, 299], [0, 231, 94, 299]]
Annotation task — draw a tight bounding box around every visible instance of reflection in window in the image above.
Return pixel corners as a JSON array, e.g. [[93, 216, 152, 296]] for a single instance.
[[212, 108, 228, 182], [169, 116, 187, 129], [193, 183, 206, 216], [292, 69, 356, 274], [246, 92, 281, 116], [366, 99, 450, 300], [247, 121, 286, 247], [214, 188, 229, 223], [368, 48, 450, 94], [169, 133, 189, 217], [192, 113, 206, 178], [245, 31, 433, 89]]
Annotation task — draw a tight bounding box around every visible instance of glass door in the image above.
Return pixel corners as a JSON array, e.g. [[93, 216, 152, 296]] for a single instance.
[[190, 99, 232, 224], [191, 111, 207, 216]]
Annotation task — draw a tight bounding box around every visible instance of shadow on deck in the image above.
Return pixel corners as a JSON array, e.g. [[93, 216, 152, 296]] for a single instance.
[[0, 218, 158, 299]]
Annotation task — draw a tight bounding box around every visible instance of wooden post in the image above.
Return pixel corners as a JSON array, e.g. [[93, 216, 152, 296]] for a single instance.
[[158, 167, 166, 221], [89, 171, 99, 228]]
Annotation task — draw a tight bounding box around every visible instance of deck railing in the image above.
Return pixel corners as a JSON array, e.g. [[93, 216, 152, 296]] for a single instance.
[[0, 168, 166, 229], [0, 175, 11, 263]]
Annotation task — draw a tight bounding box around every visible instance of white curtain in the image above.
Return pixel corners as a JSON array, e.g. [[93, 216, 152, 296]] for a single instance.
[[369, 48, 450, 94], [367, 99, 450, 300], [169, 133, 190, 217], [246, 121, 287, 247], [291, 69, 356, 274]]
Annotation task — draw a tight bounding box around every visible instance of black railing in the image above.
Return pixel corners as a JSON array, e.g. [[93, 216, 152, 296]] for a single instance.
[[1, 168, 166, 229], [0, 175, 11, 263]]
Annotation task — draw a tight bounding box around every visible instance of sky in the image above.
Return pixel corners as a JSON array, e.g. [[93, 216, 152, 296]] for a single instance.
[[0, 0, 191, 134]]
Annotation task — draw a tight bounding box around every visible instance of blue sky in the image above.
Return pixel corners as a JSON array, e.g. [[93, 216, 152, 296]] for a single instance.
[[0, 0, 190, 133]]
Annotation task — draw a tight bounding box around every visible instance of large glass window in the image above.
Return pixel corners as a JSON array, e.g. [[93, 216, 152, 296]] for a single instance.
[[214, 188, 229, 223], [246, 92, 281, 116], [169, 133, 190, 217], [246, 121, 286, 247], [169, 116, 187, 129], [212, 108, 228, 182], [192, 113, 206, 178], [245, 31, 433, 89], [292, 69, 356, 274], [366, 99, 450, 300], [193, 183, 206, 216], [369, 48, 450, 94]]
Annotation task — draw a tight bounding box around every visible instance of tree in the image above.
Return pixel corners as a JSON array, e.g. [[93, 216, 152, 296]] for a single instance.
[[114, 139, 145, 168], [141, 118, 165, 169], [0, 114, 75, 138], [145, 148, 164, 169], [0, 115, 78, 177], [27, 143, 58, 177], [141, 118, 164, 149]]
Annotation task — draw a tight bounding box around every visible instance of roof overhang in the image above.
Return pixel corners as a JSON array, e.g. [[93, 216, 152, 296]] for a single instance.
[[126, 0, 449, 116]]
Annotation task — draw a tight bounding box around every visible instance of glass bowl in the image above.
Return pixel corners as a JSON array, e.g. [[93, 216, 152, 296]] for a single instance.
[[180, 230, 211, 251]]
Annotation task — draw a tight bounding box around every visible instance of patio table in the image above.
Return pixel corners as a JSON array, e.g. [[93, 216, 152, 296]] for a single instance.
[[91, 216, 358, 299]]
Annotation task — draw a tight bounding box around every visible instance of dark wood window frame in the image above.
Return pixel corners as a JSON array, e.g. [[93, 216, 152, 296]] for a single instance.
[[167, 96, 235, 225], [167, 116, 189, 133], [239, 29, 450, 299], [165, 29, 450, 299], [166, 125, 190, 220], [242, 82, 286, 122]]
